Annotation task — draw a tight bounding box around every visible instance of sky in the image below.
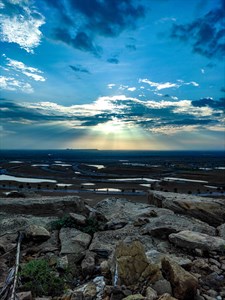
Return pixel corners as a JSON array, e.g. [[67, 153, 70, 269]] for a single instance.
[[0, 0, 225, 150]]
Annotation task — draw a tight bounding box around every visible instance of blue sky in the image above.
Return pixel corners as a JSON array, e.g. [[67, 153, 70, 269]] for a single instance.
[[0, 0, 224, 150]]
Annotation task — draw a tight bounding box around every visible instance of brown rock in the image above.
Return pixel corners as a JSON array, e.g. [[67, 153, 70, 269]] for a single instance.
[[122, 294, 145, 300], [145, 286, 157, 300], [114, 240, 161, 287], [16, 291, 33, 300], [83, 282, 97, 298], [25, 225, 50, 241], [161, 257, 198, 300], [158, 294, 178, 300], [169, 230, 225, 252]]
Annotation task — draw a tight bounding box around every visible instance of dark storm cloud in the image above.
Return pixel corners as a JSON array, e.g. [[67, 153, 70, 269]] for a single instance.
[[69, 65, 90, 74], [107, 57, 119, 64], [0, 100, 115, 125], [192, 98, 225, 110], [171, 0, 225, 59], [43, 0, 145, 56], [54, 29, 101, 56], [0, 100, 44, 121], [0, 100, 72, 122]]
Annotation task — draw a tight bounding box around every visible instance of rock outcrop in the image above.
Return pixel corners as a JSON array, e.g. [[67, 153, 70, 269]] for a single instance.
[[0, 195, 86, 217], [0, 194, 225, 300], [148, 191, 225, 226]]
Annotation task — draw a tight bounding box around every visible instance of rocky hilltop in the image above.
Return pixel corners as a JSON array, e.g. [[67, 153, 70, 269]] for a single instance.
[[0, 192, 225, 300]]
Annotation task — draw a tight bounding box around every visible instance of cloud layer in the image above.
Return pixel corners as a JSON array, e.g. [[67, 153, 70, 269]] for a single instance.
[[1, 95, 223, 135]]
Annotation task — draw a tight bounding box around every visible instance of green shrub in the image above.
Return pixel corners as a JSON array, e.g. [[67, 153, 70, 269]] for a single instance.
[[49, 215, 104, 235], [50, 215, 77, 230], [20, 259, 65, 297], [82, 217, 101, 235]]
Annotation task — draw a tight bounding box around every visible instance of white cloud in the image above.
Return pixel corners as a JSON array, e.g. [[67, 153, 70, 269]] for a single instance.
[[0, 75, 33, 93], [5, 57, 45, 81], [173, 102, 214, 117], [156, 17, 177, 24], [127, 87, 136, 92], [139, 79, 178, 90], [184, 81, 199, 87], [107, 83, 116, 89], [139, 78, 199, 91], [0, 2, 45, 53], [119, 85, 129, 90]]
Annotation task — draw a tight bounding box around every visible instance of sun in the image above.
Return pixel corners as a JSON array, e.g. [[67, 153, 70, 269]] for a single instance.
[[96, 118, 125, 135]]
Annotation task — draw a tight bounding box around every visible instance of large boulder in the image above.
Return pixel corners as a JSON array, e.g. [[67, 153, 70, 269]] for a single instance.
[[142, 213, 216, 238], [148, 191, 225, 226], [59, 228, 92, 261], [95, 198, 174, 223], [169, 230, 225, 252], [89, 225, 155, 258], [161, 257, 198, 300], [114, 241, 161, 288]]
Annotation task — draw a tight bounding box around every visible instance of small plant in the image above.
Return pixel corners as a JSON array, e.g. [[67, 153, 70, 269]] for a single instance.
[[50, 215, 77, 230], [49, 215, 104, 235], [20, 259, 65, 297], [82, 217, 101, 235]]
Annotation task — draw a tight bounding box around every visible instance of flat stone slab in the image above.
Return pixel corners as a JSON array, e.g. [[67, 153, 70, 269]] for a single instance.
[[169, 230, 225, 252], [142, 213, 216, 237], [0, 196, 86, 216]]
